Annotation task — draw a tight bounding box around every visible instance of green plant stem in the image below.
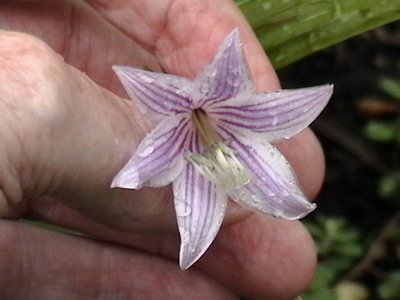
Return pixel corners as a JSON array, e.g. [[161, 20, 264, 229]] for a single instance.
[[238, 0, 400, 69], [21, 219, 90, 238]]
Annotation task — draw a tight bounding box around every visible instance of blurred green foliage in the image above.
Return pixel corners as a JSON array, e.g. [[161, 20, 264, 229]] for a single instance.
[[237, 0, 400, 69], [302, 217, 365, 300], [234, 1, 400, 300], [378, 271, 400, 299], [365, 78, 400, 199]]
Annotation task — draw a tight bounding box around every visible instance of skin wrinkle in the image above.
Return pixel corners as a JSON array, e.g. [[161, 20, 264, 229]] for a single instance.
[[158, 1, 218, 78], [88, 0, 173, 53], [0, 1, 159, 95], [0, 0, 315, 298], [61, 1, 77, 66], [0, 36, 58, 208], [0, 225, 19, 297]]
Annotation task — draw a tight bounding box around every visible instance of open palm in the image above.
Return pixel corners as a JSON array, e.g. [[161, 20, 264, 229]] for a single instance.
[[0, 1, 323, 299]]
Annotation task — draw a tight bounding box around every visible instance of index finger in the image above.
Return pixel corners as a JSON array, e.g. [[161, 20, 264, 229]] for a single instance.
[[87, 0, 325, 199], [87, 0, 280, 90]]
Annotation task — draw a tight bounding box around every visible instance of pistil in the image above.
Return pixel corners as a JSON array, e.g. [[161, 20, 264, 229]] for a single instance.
[[192, 109, 221, 148], [186, 109, 251, 188]]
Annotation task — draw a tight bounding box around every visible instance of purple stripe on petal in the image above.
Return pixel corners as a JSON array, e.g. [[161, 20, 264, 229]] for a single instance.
[[212, 84, 333, 142], [111, 114, 191, 189], [132, 75, 192, 109], [136, 120, 192, 187], [218, 128, 315, 220], [127, 78, 189, 114], [128, 82, 170, 117], [216, 99, 323, 131], [194, 29, 253, 108], [219, 85, 329, 112], [173, 132, 228, 270], [113, 66, 193, 123]]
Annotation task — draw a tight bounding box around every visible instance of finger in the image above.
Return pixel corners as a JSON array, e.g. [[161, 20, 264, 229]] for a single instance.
[[0, 31, 176, 231], [28, 199, 316, 300], [87, 0, 325, 199], [0, 220, 237, 300], [0, 29, 252, 231], [1, 0, 325, 199], [0, 1, 160, 94], [87, 0, 279, 88]]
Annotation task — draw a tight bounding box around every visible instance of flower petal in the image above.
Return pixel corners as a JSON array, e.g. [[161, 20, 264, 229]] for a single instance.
[[113, 66, 193, 123], [173, 134, 228, 270], [211, 84, 333, 142], [193, 29, 254, 108], [111, 114, 191, 189], [220, 131, 315, 220]]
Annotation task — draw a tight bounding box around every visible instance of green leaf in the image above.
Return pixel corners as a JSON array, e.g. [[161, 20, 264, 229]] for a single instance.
[[379, 173, 400, 198], [365, 121, 396, 143], [238, 0, 400, 69], [378, 272, 400, 299], [336, 243, 364, 257], [303, 288, 337, 300], [380, 78, 400, 102], [311, 264, 337, 288]]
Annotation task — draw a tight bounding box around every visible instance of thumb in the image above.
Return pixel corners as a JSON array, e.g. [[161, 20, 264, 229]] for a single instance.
[[0, 31, 175, 231]]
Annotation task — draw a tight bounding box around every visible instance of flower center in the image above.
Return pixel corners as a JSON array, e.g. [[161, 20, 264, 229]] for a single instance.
[[191, 109, 220, 147], [185, 109, 251, 189]]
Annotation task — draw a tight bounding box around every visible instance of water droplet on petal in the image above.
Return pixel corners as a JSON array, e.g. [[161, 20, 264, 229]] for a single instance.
[[209, 67, 218, 77], [268, 149, 278, 162], [226, 73, 241, 87], [138, 139, 155, 157], [200, 82, 210, 94], [239, 191, 247, 201], [141, 74, 155, 83], [181, 231, 189, 244], [271, 116, 278, 126], [175, 201, 192, 217]]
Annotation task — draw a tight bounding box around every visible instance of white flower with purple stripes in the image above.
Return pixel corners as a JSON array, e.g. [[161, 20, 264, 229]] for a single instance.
[[111, 29, 333, 269]]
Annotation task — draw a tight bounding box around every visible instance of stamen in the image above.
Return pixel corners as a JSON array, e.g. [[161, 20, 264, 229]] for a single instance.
[[192, 109, 220, 148], [188, 109, 251, 188]]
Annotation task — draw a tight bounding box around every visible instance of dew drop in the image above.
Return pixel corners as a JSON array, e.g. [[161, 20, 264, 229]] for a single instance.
[[200, 82, 210, 94], [262, 2, 271, 10], [181, 231, 189, 244], [271, 116, 279, 126], [189, 246, 196, 253], [268, 149, 278, 161], [239, 191, 247, 201], [141, 74, 155, 83], [175, 201, 192, 217], [226, 73, 241, 87], [209, 67, 218, 77], [139, 105, 148, 114], [282, 24, 292, 34], [138, 139, 155, 157]]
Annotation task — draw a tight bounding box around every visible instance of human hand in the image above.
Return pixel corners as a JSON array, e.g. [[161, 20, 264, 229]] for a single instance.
[[0, 1, 323, 299]]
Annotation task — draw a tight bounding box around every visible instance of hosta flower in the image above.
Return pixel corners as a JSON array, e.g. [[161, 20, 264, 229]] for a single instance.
[[111, 29, 333, 269]]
